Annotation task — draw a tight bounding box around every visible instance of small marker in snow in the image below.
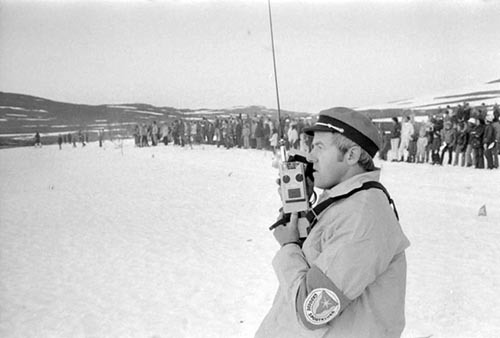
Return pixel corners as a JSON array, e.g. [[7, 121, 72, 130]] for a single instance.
[[478, 205, 487, 216]]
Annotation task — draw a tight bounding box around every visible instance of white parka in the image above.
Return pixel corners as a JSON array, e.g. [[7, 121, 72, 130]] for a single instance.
[[256, 170, 410, 338]]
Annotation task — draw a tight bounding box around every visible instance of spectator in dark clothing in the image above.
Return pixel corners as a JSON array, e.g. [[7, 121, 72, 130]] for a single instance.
[[453, 121, 468, 166], [484, 115, 497, 169], [469, 118, 485, 169], [172, 120, 180, 146], [430, 117, 443, 164], [79, 130, 86, 147], [493, 104, 500, 121], [98, 128, 104, 147], [263, 122, 271, 150], [492, 113, 500, 169], [236, 119, 243, 148], [464, 118, 476, 167], [133, 125, 140, 146], [463, 102, 472, 122], [255, 119, 264, 150], [57, 134, 63, 150], [379, 131, 391, 161], [34, 132, 42, 147], [178, 120, 185, 147], [390, 117, 401, 161], [456, 104, 464, 122]]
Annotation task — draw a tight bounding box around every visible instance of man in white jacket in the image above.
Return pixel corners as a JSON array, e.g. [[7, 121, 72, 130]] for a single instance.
[[256, 107, 410, 338], [398, 115, 415, 162], [288, 124, 299, 149]]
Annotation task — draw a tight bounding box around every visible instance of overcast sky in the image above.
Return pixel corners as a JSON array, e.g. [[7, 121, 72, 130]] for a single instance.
[[1, 0, 499, 113]]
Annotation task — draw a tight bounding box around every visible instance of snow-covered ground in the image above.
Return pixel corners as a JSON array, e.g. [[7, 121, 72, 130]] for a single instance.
[[1, 141, 499, 338]]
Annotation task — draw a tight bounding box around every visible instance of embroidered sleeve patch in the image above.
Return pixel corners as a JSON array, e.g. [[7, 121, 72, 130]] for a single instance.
[[303, 288, 341, 325], [295, 265, 352, 329]]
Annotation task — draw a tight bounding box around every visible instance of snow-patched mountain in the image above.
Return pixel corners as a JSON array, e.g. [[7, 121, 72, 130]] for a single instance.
[[2, 78, 499, 146], [0, 92, 308, 147], [356, 79, 500, 118]]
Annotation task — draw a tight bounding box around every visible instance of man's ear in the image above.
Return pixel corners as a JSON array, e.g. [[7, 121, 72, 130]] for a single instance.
[[345, 146, 361, 165]]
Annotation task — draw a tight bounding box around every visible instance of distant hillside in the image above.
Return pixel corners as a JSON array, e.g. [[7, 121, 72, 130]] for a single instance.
[[3, 79, 499, 147], [356, 79, 500, 119], [0, 92, 309, 147]]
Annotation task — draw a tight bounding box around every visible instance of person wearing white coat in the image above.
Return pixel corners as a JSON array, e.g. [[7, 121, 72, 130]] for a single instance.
[[256, 108, 409, 338], [398, 116, 415, 161], [288, 124, 299, 149]]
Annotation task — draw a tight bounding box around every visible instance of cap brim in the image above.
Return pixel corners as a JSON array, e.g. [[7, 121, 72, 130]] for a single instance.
[[303, 125, 340, 136]]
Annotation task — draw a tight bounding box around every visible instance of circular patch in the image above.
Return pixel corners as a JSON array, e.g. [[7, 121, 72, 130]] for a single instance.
[[303, 288, 341, 325]]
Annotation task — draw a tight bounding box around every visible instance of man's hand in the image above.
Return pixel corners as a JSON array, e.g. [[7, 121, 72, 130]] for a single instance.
[[273, 212, 300, 246]]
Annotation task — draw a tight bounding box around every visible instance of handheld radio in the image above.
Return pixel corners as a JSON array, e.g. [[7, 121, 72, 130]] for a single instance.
[[278, 150, 309, 214], [274, 148, 314, 239], [267, 0, 313, 239]]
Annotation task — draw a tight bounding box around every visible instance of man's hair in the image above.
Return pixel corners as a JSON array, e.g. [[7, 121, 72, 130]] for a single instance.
[[330, 133, 377, 171]]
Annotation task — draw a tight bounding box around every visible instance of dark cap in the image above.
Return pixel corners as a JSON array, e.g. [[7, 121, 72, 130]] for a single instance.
[[303, 107, 382, 158]]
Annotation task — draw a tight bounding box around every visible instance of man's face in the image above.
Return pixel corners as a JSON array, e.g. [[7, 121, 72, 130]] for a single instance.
[[308, 132, 349, 190]]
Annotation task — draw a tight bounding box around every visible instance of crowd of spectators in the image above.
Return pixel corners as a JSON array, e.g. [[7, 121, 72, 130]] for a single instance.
[[379, 102, 500, 169], [131, 114, 314, 153], [36, 101, 500, 171], [33, 130, 91, 149]]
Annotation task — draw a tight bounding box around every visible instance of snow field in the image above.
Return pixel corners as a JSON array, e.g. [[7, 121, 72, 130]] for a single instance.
[[1, 141, 499, 337]]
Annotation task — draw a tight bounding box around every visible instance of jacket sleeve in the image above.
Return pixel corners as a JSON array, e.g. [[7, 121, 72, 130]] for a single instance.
[[273, 244, 354, 331], [272, 244, 309, 298]]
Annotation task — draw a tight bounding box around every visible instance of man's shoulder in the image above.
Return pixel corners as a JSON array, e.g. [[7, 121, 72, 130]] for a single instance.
[[320, 184, 394, 223], [316, 189, 403, 253]]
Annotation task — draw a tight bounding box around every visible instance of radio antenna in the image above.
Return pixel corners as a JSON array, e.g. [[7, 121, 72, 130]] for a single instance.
[[267, 0, 287, 163], [267, 0, 283, 140]]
